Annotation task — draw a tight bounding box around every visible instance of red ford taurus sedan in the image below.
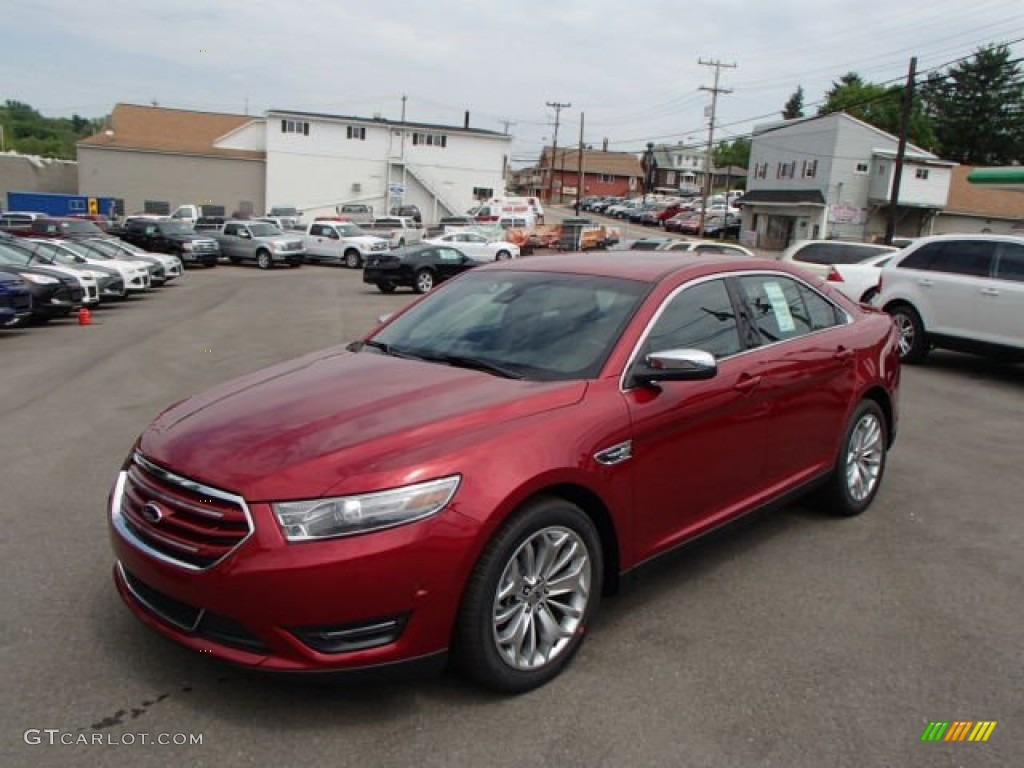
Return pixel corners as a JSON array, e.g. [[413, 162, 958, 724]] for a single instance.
[[109, 252, 900, 693]]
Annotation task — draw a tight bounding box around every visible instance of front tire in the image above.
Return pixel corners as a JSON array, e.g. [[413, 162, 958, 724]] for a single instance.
[[455, 497, 602, 694], [344, 249, 362, 269], [887, 303, 928, 363], [256, 250, 272, 270], [815, 400, 888, 517], [413, 269, 435, 294]]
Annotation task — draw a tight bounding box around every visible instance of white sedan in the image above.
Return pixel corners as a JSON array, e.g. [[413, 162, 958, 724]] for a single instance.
[[822, 251, 897, 304], [424, 231, 519, 262]]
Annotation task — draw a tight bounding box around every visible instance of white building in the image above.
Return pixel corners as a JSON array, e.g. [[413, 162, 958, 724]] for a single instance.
[[218, 109, 512, 223], [740, 113, 956, 249]]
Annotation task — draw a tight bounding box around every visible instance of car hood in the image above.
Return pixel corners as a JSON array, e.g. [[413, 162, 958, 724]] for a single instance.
[[345, 235, 389, 246], [139, 346, 587, 500]]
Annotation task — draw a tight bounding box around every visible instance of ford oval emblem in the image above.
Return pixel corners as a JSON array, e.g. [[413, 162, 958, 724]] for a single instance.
[[142, 502, 164, 524]]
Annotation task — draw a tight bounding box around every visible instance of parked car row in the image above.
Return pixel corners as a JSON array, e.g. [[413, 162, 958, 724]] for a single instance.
[[0, 230, 183, 328]]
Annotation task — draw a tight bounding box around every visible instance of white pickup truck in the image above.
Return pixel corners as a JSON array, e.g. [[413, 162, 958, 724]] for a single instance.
[[302, 221, 391, 268], [361, 216, 425, 249]]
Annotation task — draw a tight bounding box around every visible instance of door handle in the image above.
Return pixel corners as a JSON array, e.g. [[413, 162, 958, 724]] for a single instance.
[[917, 279, 934, 287], [734, 374, 763, 393], [980, 288, 1000, 297], [834, 347, 855, 362]]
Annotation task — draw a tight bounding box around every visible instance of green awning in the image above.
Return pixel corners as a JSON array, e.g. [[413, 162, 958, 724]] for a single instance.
[[967, 167, 1024, 190]]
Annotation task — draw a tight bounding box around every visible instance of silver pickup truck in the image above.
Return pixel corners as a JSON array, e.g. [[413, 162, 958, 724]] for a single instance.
[[210, 220, 306, 269], [361, 216, 425, 249]]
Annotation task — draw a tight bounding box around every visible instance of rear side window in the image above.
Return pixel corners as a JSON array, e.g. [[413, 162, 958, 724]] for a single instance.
[[898, 241, 995, 277], [737, 275, 842, 343], [794, 242, 892, 265], [993, 242, 1024, 282]]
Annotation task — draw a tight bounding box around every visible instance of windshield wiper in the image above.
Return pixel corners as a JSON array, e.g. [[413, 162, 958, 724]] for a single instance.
[[411, 351, 525, 379], [349, 340, 428, 361]]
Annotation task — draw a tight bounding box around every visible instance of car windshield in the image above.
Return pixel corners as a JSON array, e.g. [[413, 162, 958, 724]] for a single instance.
[[158, 222, 197, 235], [0, 242, 34, 265], [248, 222, 283, 237], [61, 241, 109, 259], [368, 271, 650, 381]]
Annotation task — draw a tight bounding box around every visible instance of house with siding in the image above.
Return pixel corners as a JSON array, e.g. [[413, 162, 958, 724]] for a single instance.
[[740, 112, 955, 249], [932, 165, 1024, 235], [539, 147, 643, 203], [79, 104, 512, 224]]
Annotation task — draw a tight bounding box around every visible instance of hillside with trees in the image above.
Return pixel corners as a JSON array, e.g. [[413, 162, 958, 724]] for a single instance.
[[0, 101, 106, 159]]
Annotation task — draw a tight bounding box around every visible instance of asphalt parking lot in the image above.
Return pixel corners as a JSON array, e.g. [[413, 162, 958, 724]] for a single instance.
[[2, 263, 1021, 768]]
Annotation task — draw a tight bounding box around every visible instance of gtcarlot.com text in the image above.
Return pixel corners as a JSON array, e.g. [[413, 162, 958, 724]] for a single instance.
[[24, 729, 203, 746]]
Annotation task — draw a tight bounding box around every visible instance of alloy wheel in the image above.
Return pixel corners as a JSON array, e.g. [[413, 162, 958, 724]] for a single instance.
[[491, 526, 591, 671], [845, 412, 884, 502]]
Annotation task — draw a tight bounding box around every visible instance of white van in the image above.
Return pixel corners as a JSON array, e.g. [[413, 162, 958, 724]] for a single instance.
[[470, 197, 545, 224]]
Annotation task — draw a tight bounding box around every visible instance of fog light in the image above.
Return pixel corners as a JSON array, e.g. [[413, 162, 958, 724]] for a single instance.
[[292, 614, 408, 653]]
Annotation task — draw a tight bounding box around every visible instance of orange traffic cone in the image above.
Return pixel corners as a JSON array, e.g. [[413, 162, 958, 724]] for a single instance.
[[78, 307, 92, 326]]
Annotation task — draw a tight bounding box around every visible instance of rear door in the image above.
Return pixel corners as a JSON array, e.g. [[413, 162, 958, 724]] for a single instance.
[[733, 273, 857, 487]]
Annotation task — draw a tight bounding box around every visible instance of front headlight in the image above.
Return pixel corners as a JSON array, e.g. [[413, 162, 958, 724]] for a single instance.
[[182, 242, 194, 251], [23, 273, 60, 285], [273, 475, 460, 542]]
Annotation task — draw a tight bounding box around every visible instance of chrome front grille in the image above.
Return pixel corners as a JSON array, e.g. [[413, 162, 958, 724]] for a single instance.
[[112, 452, 253, 570]]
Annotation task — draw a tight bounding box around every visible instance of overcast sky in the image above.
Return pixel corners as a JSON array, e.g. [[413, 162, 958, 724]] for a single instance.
[[3, 0, 1021, 165]]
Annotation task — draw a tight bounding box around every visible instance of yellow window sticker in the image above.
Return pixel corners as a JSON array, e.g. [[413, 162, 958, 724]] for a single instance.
[[763, 281, 796, 333]]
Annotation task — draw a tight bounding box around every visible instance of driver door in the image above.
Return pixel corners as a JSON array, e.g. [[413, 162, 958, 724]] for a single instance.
[[624, 277, 769, 559]]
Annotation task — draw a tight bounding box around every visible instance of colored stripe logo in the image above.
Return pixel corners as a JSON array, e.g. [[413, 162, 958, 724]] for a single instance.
[[921, 721, 997, 742]]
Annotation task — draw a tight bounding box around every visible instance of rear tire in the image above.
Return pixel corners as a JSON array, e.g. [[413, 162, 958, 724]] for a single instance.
[[413, 269, 435, 294], [455, 496, 602, 694], [496, 250, 512, 261], [815, 400, 888, 517], [887, 303, 928, 363]]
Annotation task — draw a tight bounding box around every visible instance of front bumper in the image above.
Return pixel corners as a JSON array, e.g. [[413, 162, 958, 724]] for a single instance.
[[109, 478, 475, 674]]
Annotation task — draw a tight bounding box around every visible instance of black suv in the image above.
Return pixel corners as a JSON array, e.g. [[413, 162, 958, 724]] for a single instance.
[[115, 219, 219, 267]]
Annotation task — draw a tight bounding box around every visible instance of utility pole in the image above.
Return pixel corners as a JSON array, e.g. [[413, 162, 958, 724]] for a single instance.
[[697, 58, 735, 237], [576, 112, 585, 216], [545, 101, 571, 205], [399, 94, 408, 212], [885, 57, 917, 245], [498, 118, 516, 135]]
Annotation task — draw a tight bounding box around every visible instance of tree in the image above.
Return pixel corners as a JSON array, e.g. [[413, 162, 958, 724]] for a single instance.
[[713, 137, 751, 169], [920, 45, 1024, 165], [782, 86, 805, 119], [817, 72, 936, 150], [0, 100, 105, 159]]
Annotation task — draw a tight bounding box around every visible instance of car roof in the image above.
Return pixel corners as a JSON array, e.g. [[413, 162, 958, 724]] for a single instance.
[[475, 251, 779, 283]]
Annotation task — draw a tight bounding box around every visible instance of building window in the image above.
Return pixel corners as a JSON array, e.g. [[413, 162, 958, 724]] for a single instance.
[[281, 119, 310, 136], [346, 125, 366, 140], [144, 200, 170, 215], [855, 162, 870, 174], [915, 168, 930, 180], [472, 187, 494, 200], [803, 159, 818, 178], [412, 132, 448, 148], [68, 198, 86, 212], [600, 173, 616, 183], [778, 161, 796, 179]]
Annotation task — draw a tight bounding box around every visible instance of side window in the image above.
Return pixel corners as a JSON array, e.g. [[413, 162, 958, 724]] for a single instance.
[[309, 224, 323, 237], [899, 241, 994, 277], [438, 248, 461, 261], [224, 223, 238, 236], [640, 279, 743, 360], [994, 242, 1024, 282], [737, 275, 815, 342]]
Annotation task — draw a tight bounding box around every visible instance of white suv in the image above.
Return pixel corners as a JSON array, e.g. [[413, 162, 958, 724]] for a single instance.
[[875, 234, 1024, 363]]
